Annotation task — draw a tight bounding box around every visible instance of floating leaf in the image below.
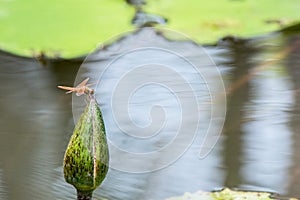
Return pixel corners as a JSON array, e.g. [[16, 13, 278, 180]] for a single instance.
[[0, 0, 134, 58], [145, 0, 300, 43], [166, 188, 298, 200], [0, 0, 299, 58], [63, 97, 109, 199]]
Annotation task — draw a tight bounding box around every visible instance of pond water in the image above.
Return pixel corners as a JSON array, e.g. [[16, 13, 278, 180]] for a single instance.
[[0, 28, 300, 200]]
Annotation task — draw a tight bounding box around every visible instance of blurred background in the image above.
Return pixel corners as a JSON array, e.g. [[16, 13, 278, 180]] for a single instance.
[[0, 0, 300, 199]]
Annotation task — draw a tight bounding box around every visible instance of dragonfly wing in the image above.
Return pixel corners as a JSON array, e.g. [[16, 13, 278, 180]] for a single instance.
[[76, 77, 89, 88], [86, 79, 100, 87]]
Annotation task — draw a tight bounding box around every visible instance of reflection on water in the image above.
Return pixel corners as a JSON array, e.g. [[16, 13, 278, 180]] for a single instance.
[[241, 58, 294, 193], [0, 169, 7, 200], [285, 36, 300, 195], [0, 29, 300, 199]]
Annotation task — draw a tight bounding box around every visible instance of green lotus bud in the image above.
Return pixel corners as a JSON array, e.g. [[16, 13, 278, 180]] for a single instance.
[[63, 97, 109, 200]]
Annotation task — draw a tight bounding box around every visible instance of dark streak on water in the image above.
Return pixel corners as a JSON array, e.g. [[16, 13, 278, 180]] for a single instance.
[[0, 28, 300, 199]]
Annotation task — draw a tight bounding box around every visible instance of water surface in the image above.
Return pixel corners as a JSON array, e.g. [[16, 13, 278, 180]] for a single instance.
[[0, 28, 300, 199]]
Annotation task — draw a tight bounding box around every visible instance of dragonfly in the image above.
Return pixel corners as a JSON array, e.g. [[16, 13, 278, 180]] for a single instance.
[[58, 77, 94, 96]]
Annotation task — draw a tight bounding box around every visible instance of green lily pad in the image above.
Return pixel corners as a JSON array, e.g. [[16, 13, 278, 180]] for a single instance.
[[0, 0, 299, 58], [145, 0, 300, 43], [0, 0, 134, 58], [166, 188, 298, 200]]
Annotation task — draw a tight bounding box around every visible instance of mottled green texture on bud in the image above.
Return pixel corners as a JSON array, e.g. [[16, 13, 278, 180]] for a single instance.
[[63, 98, 109, 198]]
